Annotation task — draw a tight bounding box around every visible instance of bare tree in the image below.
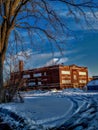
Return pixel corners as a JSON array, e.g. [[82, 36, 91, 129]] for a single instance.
[[3, 41, 32, 102], [0, 0, 98, 102]]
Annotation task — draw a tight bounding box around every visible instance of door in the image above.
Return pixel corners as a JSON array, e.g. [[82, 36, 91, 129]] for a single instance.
[[72, 70, 78, 88]]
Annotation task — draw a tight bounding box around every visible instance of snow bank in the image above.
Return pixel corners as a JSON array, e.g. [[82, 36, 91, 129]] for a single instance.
[[0, 89, 74, 129], [87, 79, 98, 86], [0, 88, 98, 130]]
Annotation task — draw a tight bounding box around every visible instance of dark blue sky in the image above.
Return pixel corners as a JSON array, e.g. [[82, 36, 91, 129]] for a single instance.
[[24, 29, 98, 77], [8, 1, 98, 77], [65, 30, 98, 76]]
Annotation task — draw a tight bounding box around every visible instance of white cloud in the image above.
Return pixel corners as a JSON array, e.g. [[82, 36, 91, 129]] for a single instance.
[[45, 58, 59, 66], [70, 54, 86, 62], [57, 9, 98, 30], [58, 10, 98, 19], [57, 57, 68, 64], [4, 49, 33, 74], [86, 12, 98, 19], [45, 57, 68, 66], [25, 50, 76, 68], [4, 49, 77, 73], [14, 49, 32, 60]]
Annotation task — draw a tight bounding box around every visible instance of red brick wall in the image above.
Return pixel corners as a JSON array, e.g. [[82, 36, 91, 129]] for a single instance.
[[10, 64, 88, 90]]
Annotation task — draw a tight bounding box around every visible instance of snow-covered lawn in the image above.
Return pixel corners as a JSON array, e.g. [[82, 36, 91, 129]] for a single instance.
[[0, 89, 98, 130]]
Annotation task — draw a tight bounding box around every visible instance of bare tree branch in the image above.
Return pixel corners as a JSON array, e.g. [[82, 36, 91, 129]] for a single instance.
[[0, 0, 98, 102]]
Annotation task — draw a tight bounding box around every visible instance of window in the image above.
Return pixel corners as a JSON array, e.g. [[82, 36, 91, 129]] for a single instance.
[[62, 80, 71, 84], [28, 82, 36, 86], [23, 74, 30, 78], [73, 75, 77, 80], [23, 83, 26, 87], [38, 82, 41, 85], [42, 79, 47, 81], [44, 72, 47, 76], [33, 73, 42, 77], [61, 71, 70, 75], [79, 80, 87, 83], [79, 72, 86, 75]]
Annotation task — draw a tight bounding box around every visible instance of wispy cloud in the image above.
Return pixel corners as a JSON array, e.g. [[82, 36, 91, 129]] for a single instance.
[[57, 9, 98, 30], [24, 49, 77, 69], [69, 54, 87, 63], [45, 57, 68, 66], [45, 58, 59, 66]]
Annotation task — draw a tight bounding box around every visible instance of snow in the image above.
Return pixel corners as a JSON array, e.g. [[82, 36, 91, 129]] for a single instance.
[[87, 79, 98, 86], [0, 91, 74, 129], [0, 89, 98, 130], [85, 79, 98, 90]]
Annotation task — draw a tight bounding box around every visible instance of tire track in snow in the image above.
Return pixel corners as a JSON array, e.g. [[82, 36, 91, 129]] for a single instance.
[[0, 107, 45, 130], [0, 91, 98, 130], [54, 95, 97, 130]]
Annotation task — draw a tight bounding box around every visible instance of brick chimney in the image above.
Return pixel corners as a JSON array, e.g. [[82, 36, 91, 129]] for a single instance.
[[19, 60, 24, 71]]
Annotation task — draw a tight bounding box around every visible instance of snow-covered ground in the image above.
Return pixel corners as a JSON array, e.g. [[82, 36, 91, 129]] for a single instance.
[[0, 89, 98, 130]]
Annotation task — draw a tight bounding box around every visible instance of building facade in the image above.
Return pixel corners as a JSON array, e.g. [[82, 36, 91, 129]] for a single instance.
[[10, 61, 88, 90]]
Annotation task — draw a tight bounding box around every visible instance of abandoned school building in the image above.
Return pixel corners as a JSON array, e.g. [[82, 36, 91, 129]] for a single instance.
[[10, 61, 89, 90]]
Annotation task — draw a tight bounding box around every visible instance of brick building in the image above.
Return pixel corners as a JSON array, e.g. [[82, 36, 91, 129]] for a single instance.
[[10, 61, 88, 90]]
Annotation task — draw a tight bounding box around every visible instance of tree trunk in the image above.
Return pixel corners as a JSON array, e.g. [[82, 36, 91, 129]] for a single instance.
[[0, 54, 5, 103], [0, 54, 3, 89]]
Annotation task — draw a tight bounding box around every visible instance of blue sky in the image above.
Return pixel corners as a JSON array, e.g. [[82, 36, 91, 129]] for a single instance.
[[23, 29, 98, 77], [65, 30, 98, 76], [7, 1, 98, 77]]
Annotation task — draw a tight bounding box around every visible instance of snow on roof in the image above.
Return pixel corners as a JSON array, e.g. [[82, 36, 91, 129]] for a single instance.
[[87, 79, 98, 86]]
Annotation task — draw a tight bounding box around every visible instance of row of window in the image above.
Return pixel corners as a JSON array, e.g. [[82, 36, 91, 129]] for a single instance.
[[79, 80, 87, 83], [24, 79, 87, 86], [23, 72, 47, 78], [62, 80, 71, 84], [62, 80, 87, 84], [22, 70, 87, 79], [61, 71, 70, 75], [61, 71, 87, 76], [28, 81, 42, 86]]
